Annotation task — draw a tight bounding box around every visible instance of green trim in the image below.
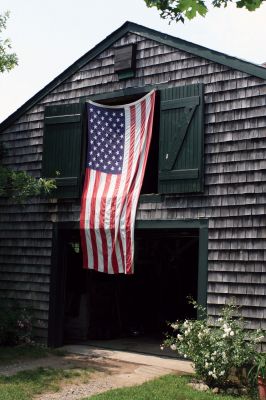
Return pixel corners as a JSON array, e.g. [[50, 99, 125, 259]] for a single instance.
[[159, 168, 199, 180], [198, 225, 208, 311], [1, 20, 266, 132], [135, 218, 208, 229], [45, 114, 81, 124], [117, 69, 135, 80]]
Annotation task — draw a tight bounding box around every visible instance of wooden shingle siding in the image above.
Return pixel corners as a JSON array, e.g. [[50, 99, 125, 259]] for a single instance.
[[1, 29, 266, 341]]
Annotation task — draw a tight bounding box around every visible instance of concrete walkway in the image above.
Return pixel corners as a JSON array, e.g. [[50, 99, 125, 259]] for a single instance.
[[62, 344, 194, 374]]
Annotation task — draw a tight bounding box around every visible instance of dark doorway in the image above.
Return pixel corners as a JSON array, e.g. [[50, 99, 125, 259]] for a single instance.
[[54, 227, 199, 346]]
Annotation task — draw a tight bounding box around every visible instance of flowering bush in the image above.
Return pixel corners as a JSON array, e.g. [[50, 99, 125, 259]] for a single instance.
[[0, 301, 34, 345], [163, 301, 263, 387]]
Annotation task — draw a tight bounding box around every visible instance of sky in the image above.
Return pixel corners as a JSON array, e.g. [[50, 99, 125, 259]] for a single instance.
[[1, 0, 266, 123]]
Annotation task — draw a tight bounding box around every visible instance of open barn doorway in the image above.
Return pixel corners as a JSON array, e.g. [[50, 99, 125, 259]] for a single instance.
[[48, 221, 208, 354]]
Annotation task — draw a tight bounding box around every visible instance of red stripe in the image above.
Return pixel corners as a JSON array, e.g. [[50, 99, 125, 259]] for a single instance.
[[122, 105, 137, 273], [80, 169, 90, 269], [99, 174, 112, 273], [115, 104, 136, 273], [125, 100, 147, 273], [110, 175, 121, 274], [89, 172, 101, 271]]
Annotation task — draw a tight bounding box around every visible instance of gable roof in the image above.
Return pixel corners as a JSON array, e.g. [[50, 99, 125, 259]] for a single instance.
[[1, 20, 266, 132]]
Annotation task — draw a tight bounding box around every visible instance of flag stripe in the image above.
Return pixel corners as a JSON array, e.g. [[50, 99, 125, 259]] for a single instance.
[[80, 90, 156, 274]]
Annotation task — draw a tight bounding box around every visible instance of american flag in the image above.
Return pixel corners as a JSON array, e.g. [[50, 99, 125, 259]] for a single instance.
[[80, 90, 156, 274]]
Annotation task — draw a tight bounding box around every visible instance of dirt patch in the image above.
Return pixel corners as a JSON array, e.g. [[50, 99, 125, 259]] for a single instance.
[[0, 352, 178, 400]]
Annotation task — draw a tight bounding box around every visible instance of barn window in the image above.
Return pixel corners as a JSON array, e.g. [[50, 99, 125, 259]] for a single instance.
[[42, 83, 204, 198], [42, 103, 85, 198]]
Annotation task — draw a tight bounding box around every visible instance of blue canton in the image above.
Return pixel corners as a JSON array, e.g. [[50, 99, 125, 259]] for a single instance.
[[87, 104, 125, 174]]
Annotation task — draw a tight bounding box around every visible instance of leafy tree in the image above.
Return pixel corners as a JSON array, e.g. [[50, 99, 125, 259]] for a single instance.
[[144, 0, 263, 22], [0, 12, 56, 202], [0, 11, 18, 72]]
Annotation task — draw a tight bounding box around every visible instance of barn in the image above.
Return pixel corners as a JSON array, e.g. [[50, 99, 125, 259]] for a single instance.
[[0, 21, 266, 349]]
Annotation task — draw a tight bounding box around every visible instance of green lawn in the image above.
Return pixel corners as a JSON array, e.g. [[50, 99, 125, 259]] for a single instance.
[[88, 375, 251, 400], [0, 366, 93, 400], [0, 345, 64, 365]]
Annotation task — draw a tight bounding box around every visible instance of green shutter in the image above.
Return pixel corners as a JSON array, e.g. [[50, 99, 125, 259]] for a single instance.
[[42, 103, 84, 198], [158, 84, 204, 194]]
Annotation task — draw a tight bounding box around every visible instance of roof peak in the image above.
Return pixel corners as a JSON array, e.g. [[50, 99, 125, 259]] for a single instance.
[[1, 21, 266, 132]]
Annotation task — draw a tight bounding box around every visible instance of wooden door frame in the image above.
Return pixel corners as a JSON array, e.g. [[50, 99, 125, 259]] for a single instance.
[[48, 219, 208, 347]]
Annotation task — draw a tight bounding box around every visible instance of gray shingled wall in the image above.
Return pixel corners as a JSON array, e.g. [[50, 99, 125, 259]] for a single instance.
[[0, 31, 266, 341]]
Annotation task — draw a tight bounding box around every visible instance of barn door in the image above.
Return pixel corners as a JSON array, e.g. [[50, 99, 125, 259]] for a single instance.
[[42, 103, 85, 198], [158, 84, 204, 194]]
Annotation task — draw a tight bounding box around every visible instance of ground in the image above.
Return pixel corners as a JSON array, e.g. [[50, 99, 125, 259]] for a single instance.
[[0, 347, 187, 400]]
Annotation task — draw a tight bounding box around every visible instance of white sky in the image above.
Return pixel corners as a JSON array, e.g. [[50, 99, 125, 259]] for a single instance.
[[1, 0, 266, 123]]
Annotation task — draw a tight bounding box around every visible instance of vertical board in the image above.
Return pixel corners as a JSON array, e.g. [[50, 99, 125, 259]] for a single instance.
[[158, 84, 204, 194]]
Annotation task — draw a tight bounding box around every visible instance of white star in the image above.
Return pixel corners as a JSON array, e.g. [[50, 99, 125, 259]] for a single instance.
[[119, 145, 123, 149], [108, 150, 112, 154], [120, 112, 123, 116], [89, 161, 92, 166], [116, 118, 120, 122], [112, 145, 116, 149], [103, 165, 107, 169], [104, 154, 108, 159], [93, 157, 96, 161], [100, 148, 104, 153], [90, 118, 93, 123], [94, 125, 97, 129], [108, 161, 111, 165], [111, 166, 114, 171], [119, 156, 122, 160], [101, 137, 104, 142], [93, 146, 97, 151], [97, 110, 101, 114], [115, 161, 118, 166], [89, 108, 93, 112], [112, 112, 116, 116], [120, 123, 124, 128], [96, 163, 99, 167], [100, 159, 103, 163], [90, 140, 94, 144], [105, 122, 109, 127], [101, 116, 105, 120]]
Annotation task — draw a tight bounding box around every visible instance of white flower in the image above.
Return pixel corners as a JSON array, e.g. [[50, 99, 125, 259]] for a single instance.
[[183, 354, 187, 358], [160, 346, 164, 350], [230, 331, 234, 336], [197, 333, 202, 339], [220, 370, 225, 376], [177, 334, 183, 341], [170, 344, 177, 351], [171, 323, 179, 330]]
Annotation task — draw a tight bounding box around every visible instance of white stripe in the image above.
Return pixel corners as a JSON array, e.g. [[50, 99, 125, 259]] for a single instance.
[[94, 172, 107, 273], [84, 170, 96, 269]]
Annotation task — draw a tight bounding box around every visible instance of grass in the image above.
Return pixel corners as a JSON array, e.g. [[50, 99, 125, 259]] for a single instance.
[[87, 375, 251, 400], [0, 345, 65, 365], [0, 366, 93, 400]]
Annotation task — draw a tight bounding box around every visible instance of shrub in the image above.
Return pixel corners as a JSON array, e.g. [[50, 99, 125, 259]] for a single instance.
[[0, 301, 34, 345], [163, 300, 264, 387]]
